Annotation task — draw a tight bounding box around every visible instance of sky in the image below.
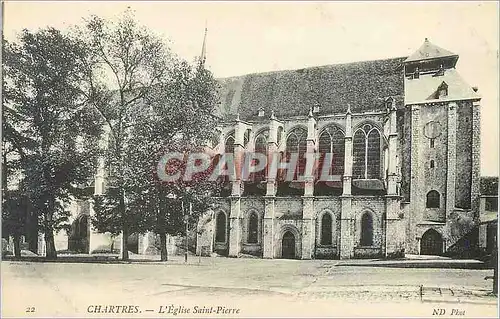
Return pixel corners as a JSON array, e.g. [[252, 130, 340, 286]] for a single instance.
[[3, 1, 499, 176]]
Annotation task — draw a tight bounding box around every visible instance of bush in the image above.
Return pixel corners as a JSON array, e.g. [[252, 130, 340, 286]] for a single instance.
[[91, 248, 120, 254], [2, 238, 11, 258]]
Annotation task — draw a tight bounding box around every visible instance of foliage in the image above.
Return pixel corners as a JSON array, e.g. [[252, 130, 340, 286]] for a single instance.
[[78, 10, 174, 252], [2, 28, 103, 258], [78, 10, 221, 260]]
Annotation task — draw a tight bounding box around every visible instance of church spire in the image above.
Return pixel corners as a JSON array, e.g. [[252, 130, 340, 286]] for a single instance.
[[200, 21, 208, 66]]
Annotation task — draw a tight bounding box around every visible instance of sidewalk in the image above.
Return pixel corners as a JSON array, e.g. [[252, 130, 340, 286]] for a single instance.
[[294, 284, 498, 305], [338, 257, 488, 269], [420, 286, 497, 305], [3, 252, 491, 269], [2, 251, 199, 264]]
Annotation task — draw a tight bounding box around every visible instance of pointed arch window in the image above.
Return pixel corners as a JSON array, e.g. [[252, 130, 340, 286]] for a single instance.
[[253, 130, 269, 182], [221, 131, 235, 184], [215, 212, 226, 243], [248, 212, 258, 244], [320, 213, 333, 245], [277, 127, 283, 145], [318, 125, 345, 177], [353, 124, 381, 179], [225, 131, 235, 154], [285, 127, 308, 180], [243, 129, 251, 148], [426, 190, 440, 208], [360, 212, 373, 246]]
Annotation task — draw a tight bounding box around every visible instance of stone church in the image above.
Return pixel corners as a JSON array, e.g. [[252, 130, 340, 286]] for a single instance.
[[18, 38, 481, 260], [196, 38, 482, 260]]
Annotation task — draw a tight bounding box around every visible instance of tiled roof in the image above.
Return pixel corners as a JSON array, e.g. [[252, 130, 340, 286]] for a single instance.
[[216, 57, 406, 121], [404, 68, 480, 104], [404, 38, 458, 63]]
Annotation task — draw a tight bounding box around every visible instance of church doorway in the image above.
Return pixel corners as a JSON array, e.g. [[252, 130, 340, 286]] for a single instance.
[[282, 231, 296, 259], [420, 229, 443, 255]]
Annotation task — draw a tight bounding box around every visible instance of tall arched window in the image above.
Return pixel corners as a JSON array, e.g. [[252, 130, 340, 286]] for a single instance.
[[253, 130, 269, 182], [426, 190, 440, 208], [224, 131, 235, 154], [318, 125, 345, 177], [221, 131, 235, 185], [244, 129, 251, 148], [360, 212, 373, 246], [215, 212, 226, 243], [353, 124, 381, 179], [248, 212, 258, 244], [286, 127, 308, 179], [320, 213, 333, 245], [277, 127, 283, 146]]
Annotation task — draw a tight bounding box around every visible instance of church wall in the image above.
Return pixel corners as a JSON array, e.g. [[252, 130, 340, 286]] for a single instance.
[[272, 197, 303, 258], [420, 103, 448, 222], [240, 198, 265, 256], [397, 109, 412, 202], [406, 103, 449, 254], [314, 198, 342, 259], [273, 218, 303, 259], [351, 197, 385, 258], [455, 101, 473, 209], [274, 197, 303, 218], [199, 42, 480, 260]]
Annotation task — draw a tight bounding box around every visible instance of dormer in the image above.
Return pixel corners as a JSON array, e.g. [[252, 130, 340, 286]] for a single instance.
[[258, 107, 265, 117], [428, 82, 449, 100], [404, 38, 459, 79]]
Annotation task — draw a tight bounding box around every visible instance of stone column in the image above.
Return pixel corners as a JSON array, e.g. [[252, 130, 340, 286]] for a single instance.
[[343, 105, 353, 195], [340, 196, 353, 259], [471, 101, 481, 220], [446, 102, 457, 219], [301, 196, 315, 259], [387, 102, 398, 195], [266, 112, 280, 196], [479, 224, 487, 250], [232, 115, 249, 196], [304, 108, 316, 196], [384, 102, 404, 258], [263, 197, 275, 258], [384, 197, 405, 258], [408, 104, 421, 254], [228, 196, 241, 257]]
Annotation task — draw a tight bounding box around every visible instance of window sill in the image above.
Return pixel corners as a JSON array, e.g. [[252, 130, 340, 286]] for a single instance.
[[243, 243, 260, 246], [317, 244, 335, 248]]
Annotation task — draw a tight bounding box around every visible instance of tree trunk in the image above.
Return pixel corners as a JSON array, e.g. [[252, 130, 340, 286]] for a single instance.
[[121, 228, 129, 260], [120, 188, 129, 260], [44, 205, 57, 259], [160, 232, 168, 261], [13, 234, 21, 259], [45, 230, 57, 259]]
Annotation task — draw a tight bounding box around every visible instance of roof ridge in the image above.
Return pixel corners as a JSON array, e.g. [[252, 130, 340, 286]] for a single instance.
[[216, 56, 408, 80]]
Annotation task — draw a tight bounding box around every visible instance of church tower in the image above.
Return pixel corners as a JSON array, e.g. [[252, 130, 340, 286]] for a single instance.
[[403, 38, 481, 255]]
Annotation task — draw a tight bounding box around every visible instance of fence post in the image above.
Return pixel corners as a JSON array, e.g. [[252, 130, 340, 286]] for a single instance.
[[493, 246, 498, 294]]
